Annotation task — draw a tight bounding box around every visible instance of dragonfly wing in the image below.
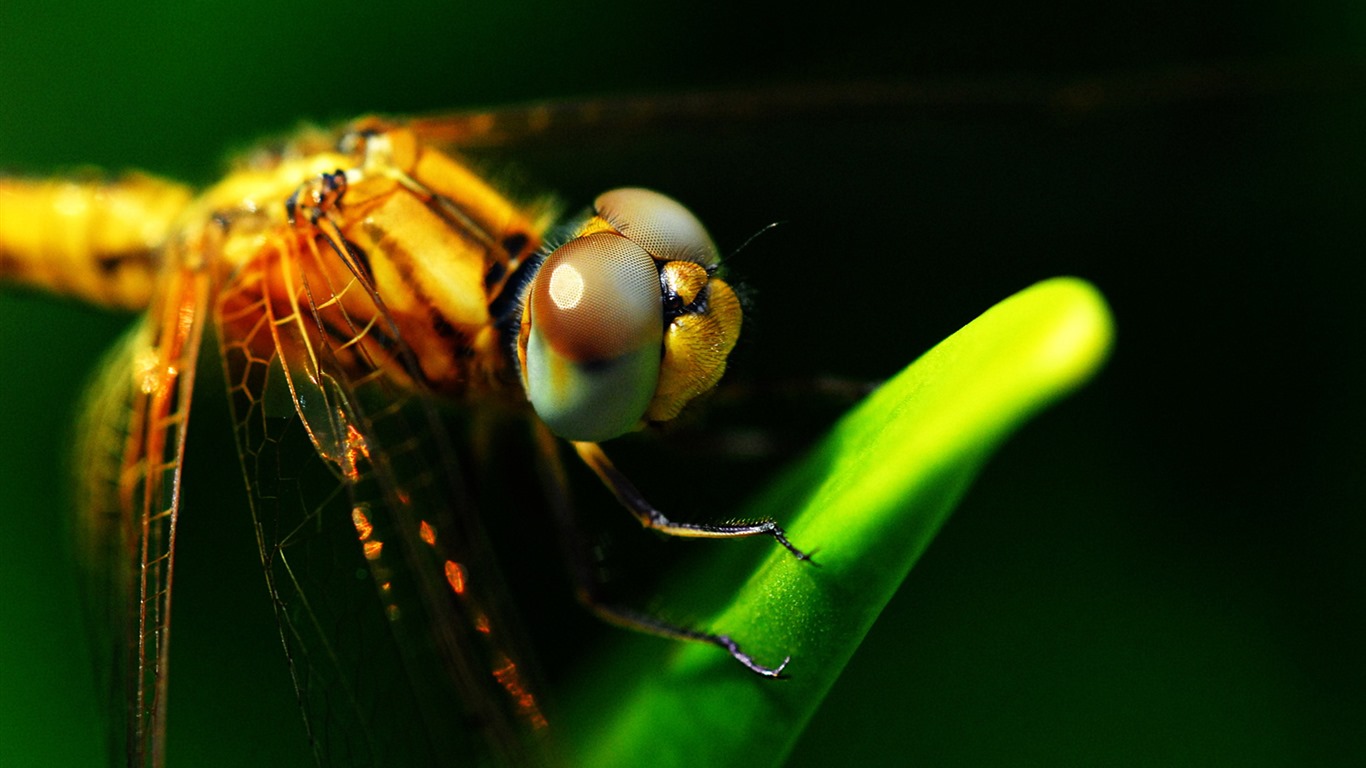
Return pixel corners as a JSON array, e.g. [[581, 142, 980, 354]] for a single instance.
[[74, 259, 211, 768], [216, 219, 551, 766], [404, 84, 931, 151], [407, 91, 790, 152]]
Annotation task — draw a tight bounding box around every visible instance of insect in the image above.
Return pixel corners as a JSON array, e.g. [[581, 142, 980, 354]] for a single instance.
[[0, 105, 816, 766]]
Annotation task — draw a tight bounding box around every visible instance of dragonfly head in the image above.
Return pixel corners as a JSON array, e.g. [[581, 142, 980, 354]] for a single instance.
[[517, 188, 741, 442]]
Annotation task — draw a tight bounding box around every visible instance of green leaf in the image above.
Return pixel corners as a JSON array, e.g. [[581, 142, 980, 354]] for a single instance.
[[565, 276, 1115, 767]]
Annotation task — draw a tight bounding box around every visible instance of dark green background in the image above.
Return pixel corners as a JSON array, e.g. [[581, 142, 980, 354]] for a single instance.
[[1, 1, 1361, 765]]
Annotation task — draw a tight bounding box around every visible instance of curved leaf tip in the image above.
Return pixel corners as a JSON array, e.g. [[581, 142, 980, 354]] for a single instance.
[[570, 277, 1114, 767]]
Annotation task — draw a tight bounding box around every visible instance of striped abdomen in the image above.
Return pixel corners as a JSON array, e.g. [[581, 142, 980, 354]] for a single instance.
[[0, 173, 192, 310]]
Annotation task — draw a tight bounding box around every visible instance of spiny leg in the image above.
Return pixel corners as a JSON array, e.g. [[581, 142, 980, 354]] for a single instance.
[[572, 440, 815, 563], [588, 603, 790, 679], [528, 425, 796, 677]]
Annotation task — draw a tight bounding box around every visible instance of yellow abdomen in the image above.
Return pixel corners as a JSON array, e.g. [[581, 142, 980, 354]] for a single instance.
[[0, 173, 192, 309]]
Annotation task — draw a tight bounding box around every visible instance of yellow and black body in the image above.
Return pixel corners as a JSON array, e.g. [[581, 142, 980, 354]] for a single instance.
[[0, 114, 802, 768]]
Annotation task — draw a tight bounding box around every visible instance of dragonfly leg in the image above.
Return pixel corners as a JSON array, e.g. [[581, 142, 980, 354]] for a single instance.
[[571, 441, 814, 562], [584, 601, 790, 679], [285, 169, 349, 226], [528, 424, 796, 677]]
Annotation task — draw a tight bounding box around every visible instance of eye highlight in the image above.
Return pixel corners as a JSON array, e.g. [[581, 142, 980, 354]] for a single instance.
[[521, 231, 664, 442], [530, 232, 661, 362]]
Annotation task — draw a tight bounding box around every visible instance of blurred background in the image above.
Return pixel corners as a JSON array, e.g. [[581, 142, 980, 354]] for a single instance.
[[0, 0, 1361, 765]]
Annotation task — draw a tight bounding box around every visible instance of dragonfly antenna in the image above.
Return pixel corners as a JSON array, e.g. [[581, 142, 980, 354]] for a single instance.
[[728, 221, 784, 263]]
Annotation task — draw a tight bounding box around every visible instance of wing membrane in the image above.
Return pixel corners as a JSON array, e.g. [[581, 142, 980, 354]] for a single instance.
[[216, 213, 551, 766], [404, 83, 952, 152], [74, 258, 210, 767]]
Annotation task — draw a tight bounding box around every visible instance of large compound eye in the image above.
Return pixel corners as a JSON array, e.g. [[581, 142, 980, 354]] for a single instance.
[[595, 188, 720, 268], [522, 232, 664, 442]]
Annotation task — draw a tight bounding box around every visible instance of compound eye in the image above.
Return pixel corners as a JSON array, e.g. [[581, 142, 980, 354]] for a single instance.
[[595, 188, 720, 268], [531, 233, 661, 361], [523, 232, 664, 441]]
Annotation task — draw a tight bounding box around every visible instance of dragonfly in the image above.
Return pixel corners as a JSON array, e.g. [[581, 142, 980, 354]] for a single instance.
[[0, 99, 826, 767]]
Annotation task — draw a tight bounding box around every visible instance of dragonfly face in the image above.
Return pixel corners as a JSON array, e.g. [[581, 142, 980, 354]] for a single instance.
[[520, 187, 742, 442], [0, 108, 803, 766]]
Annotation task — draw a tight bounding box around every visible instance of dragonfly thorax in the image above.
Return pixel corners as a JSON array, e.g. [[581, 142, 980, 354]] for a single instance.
[[208, 124, 741, 442]]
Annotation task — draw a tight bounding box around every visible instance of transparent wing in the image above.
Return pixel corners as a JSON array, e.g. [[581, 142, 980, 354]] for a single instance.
[[215, 209, 551, 766], [404, 72, 1331, 152], [404, 84, 932, 151], [73, 258, 210, 768]]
